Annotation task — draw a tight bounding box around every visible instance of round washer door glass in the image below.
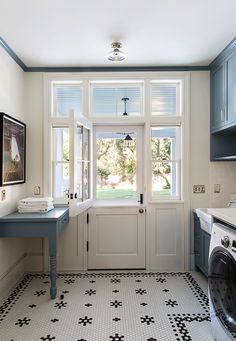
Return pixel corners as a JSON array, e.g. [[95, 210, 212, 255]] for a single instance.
[[209, 249, 236, 336]]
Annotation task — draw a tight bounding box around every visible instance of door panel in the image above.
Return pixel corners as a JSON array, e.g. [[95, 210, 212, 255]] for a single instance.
[[149, 204, 184, 270], [88, 207, 145, 269]]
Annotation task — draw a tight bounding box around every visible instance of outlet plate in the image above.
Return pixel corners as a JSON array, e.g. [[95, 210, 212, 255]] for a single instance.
[[193, 185, 205, 194], [214, 184, 220, 193], [34, 186, 40, 195]]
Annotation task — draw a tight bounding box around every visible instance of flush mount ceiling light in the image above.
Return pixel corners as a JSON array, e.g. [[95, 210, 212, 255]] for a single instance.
[[106, 42, 126, 62]]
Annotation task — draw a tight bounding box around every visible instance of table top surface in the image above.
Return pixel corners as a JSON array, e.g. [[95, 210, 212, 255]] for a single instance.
[[0, 207, 69, 222]]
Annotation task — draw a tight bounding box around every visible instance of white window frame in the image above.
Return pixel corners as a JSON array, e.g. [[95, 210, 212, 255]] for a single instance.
[[150, 125, 181, 201]]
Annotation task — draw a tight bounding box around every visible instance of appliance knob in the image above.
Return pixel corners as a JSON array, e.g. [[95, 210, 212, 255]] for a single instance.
[[221, 236, 230, 248]]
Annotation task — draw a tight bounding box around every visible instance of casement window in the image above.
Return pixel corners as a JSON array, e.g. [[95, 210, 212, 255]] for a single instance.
[[150, 126, 180, 200], [45, 80, 92, 212], [90, 82, 143, 117]]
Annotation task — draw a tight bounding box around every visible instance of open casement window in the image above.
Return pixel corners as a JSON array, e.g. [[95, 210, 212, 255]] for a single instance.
[[151, 81, 181, 116], [150, 126, 181, 200], [51, 111, 92, 216], [90, 82, 144, 117]]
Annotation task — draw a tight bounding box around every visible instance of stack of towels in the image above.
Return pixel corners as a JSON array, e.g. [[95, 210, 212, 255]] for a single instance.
[[18, 197, 54, 213]]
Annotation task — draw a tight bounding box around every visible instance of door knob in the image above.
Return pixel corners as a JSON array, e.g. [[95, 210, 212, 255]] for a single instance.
[[139, 208, 144, 213]]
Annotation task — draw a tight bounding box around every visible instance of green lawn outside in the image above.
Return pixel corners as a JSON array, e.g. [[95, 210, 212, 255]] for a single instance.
[[96, 188, 170, 199]]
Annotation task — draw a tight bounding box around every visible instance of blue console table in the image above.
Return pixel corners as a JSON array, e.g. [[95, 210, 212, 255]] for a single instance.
[[0, 207, 69, 299]]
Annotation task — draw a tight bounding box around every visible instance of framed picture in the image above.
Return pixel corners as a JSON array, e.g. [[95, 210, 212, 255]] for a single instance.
[[0, 112, 26, 186]]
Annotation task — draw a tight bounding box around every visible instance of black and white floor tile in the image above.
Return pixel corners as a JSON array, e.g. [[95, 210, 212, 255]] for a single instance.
[[0, 271, 214, 341]]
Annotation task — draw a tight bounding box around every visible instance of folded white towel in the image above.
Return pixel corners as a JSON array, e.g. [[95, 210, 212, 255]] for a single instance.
[[18, 203, 54, 210], [19, 197, 54, 205], [18, 206, 54, 213]]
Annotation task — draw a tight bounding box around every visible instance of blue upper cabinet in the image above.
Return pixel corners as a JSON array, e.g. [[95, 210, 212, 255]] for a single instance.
[[211, 64, 225, 131], [226, 51, 236, 127], [210, 37, 236, 160], [211, 39, 236, 133]]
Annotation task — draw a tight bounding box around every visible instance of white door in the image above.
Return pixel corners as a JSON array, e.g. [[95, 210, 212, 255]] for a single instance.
[[88, 125, 145, 269], [88, 207, 145, 269]]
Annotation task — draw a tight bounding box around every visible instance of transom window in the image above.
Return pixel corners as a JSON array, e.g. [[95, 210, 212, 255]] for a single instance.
[[151, 81, 181, 116], [90, 82, 143, 117]]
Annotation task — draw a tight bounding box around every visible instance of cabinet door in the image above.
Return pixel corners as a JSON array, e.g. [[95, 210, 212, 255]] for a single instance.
[[211, 64, 225, 131], [226, 52, 236, 126], [194, 215, 202, 270], [201, 230, 211, 276]]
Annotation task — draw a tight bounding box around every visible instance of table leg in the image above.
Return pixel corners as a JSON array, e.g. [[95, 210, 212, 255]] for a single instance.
[[49, 234, 57, 299], [50, 254, 57, 299]]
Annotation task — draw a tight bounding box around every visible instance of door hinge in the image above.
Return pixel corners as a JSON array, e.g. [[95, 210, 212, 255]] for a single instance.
[[86, 241, 89, 252], [87, 212, 89, 224]]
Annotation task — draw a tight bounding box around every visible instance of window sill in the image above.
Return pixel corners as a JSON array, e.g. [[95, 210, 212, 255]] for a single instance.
[[92, 199, 145, 208]]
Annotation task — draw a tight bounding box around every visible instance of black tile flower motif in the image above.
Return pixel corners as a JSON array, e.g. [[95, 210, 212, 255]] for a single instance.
[[111, 278, 120, 284], [62, 290, 69, 294], [109, 333, 124, 341], [135, 279, 142, 282], [135, 288, 147, 295], [162, 289, 169, 292], [112, 317, 121, 322], [77, 339, 87, 341], [165, 299, 178, 307], [64, 279, 75, 284], [54, 301, 67, 309], [147, 338, 157, 341], [112, 290, 119, 293], [15, 317, 31, 327], [40, 335, 56, 341], [85, 289, 96, 296], [140, 315, 155, 325], [110, 300, 122, 308], [140, 302, 148, 306], [89, 280, 96, 283], [78, 316, 93, 326], [156, 278, 167, 283], [84, 303, 92, 307], [28, 304, 37, 308], [51, 318, 59, 323], [34, 290, 46, 297]]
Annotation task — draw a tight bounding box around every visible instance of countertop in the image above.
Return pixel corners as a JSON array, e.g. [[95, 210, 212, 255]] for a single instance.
[[208, 208, 236, 227]]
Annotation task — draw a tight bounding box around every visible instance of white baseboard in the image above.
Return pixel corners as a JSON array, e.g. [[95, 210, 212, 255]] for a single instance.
[[0, 254, 26, 301]]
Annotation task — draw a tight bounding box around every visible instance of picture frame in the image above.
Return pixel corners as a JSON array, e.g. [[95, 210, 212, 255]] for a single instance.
[[0, 112, 26, 186]]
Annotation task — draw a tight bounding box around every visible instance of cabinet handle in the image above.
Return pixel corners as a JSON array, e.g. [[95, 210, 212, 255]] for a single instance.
[[220, 109, 224, 121]]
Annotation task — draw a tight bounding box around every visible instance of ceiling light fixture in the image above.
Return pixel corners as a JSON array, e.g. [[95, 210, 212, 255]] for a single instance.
[[107, 42, 126, 62]]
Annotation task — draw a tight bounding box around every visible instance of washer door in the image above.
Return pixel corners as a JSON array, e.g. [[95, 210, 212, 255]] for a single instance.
[[209, 248, 236, 336]]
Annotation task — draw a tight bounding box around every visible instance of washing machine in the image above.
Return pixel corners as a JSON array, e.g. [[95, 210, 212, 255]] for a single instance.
[[208, 222, 236, 340]]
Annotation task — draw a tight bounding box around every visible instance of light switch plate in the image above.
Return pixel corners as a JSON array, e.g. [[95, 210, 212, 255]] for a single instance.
[[214, 184, 220, 193]]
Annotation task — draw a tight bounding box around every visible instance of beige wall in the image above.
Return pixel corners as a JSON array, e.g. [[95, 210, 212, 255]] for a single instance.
[[0, 47, 26, 291]]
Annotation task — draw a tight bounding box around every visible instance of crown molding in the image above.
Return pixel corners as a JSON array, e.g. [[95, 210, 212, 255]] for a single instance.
[[1, 35, 224, 73], [0, 36, 27, 71], [209, 36, 236, 70]]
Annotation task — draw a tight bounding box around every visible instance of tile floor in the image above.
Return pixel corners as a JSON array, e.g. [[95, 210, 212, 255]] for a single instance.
[[0, 271, 214, 341]]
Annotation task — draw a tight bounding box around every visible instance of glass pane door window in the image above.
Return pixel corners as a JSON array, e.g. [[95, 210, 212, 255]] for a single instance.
[[151, 126, 180, 199], [52, 128, 70, 198], [76, 126, 90, 201], [94, 126, 142, 202]]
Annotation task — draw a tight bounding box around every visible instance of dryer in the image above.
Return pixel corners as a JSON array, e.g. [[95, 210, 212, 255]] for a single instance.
[[208, 222, 236, 340]]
